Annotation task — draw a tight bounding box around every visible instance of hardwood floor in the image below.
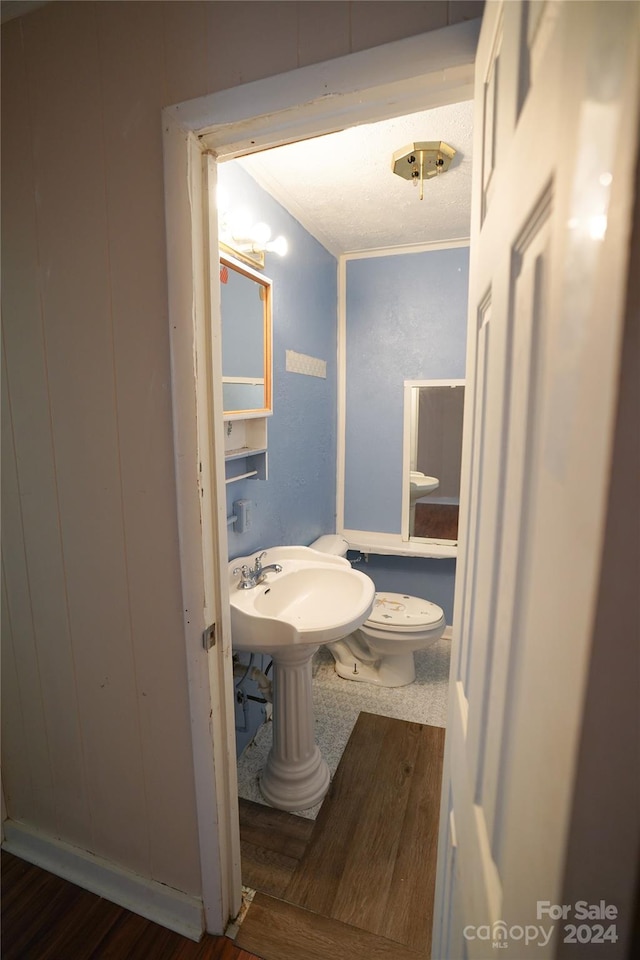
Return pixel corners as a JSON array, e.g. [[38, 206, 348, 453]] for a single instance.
[[2, 712, 444, 960], [0, 851, 261, 960], [236, 893, 429, 960], [236, 711, 446, 960], [239, 797, 314, 898], [414, 502, 459, 540]]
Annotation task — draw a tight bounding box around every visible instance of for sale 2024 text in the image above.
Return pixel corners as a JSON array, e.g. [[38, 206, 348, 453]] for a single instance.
[[538, 900, 618, 945]]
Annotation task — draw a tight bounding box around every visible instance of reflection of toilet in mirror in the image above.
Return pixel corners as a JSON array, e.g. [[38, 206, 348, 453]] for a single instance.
[[310, 535, 446, 687]]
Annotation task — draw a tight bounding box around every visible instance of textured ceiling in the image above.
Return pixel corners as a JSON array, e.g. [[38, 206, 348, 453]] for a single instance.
[[237, 100, 473, 256]]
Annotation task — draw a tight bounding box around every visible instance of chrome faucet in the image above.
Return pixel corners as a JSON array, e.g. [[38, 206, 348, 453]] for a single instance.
[[233, 551, 282, 589]]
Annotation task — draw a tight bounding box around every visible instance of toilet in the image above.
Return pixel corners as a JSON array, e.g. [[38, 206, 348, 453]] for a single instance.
[[309, 535, 446, 687]]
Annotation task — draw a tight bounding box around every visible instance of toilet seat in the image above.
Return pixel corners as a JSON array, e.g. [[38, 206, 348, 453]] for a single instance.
[[365, 592, 445, 634], [327, 591, 446, 687], [308, 536, 447, 686]]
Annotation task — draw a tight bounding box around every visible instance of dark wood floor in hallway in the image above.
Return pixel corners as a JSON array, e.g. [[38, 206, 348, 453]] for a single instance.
[[0, 851, 260, 960], [237, 711, 446, 960], [2, 712, 444, 960]]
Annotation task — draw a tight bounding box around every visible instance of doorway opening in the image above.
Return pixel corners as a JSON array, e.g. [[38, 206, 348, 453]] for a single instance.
[[219, 97, 472, 804], [162, 17, 480, 937]]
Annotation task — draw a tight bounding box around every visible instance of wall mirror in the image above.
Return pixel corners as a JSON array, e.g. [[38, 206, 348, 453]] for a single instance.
[[220, 253, 272, 418], [402, 380, 465, 543]]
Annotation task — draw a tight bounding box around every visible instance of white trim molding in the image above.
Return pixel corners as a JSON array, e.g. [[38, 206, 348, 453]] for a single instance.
[[343, 237, 470, 260], [172, 20, 479, 158], [162, 112, 240, 937], [3, 820, 204, 942], [342, 529, 457, 559]]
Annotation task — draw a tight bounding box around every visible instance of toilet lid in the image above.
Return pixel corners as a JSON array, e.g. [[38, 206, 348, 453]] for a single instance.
[[367, 592, 445, 632]]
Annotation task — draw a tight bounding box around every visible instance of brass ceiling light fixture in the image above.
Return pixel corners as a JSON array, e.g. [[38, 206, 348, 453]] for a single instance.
[[391, 141, 456, 200]]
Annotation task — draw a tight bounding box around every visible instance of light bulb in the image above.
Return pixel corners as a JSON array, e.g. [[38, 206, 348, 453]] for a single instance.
[[228, 206, 253, 237], [267, 235, 288, 257], [251, 222, 272, 245]]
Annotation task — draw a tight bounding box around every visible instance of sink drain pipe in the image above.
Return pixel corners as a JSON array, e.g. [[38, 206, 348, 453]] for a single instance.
[[233, 660, 273, 703]]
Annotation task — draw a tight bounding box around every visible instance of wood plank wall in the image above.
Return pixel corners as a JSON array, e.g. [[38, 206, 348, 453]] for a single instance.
[[1, 0, 483, 902]]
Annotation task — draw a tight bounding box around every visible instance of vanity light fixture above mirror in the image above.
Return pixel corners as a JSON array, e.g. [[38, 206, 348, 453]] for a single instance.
[[218, 188, 288, 269]]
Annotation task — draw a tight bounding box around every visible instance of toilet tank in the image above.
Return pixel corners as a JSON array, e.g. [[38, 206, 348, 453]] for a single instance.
[[309, 534, 349, 557]]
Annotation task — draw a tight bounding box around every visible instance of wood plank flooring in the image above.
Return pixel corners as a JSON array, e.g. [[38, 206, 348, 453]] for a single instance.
[[0, 851, 261, 960], [238, 797, 314, 898], [236, 711, 446, 960], [2, 712, 445, 960], [414, 502, 459, 540], [236, 892, 429, 960]]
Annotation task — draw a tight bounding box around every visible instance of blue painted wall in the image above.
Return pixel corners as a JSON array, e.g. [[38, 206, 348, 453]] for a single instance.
[[343, 247, 469, 626], [219, 163, 338, 756], [220, 163, 338, 560], [221, 172, 468, 754], [344, 248, 469, 533]]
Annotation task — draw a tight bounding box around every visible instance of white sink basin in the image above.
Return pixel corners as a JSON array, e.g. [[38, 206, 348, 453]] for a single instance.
[[228, 545, 375, 811], [228, 545, 375, 652], [410, 471, 439, 503]]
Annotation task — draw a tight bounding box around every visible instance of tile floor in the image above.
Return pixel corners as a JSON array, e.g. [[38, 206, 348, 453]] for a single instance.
[[236, 637, 451, 819]]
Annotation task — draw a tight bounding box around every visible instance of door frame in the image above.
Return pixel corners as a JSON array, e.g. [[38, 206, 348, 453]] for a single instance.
[[162, 19, 480, 934]]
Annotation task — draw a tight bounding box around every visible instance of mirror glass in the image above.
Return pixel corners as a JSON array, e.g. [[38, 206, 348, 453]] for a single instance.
[[405, 381, 465, 542], [220, 253, 272, 417]]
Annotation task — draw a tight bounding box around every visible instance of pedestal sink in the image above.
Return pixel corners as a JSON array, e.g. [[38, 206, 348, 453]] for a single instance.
[[410, 471, 439, 502], [409, 472, 439, 534], [228, 545, 375, 811]]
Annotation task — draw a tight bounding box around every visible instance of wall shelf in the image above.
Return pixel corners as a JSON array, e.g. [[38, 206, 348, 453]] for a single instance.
[[224, 418, 268, 483], [225, 470, 258, 485], [225, 446, 267, 462], [342, 529, 457, 559]]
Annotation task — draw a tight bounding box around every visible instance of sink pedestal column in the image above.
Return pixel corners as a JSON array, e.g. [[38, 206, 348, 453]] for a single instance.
[[260, 644, 330, 812]]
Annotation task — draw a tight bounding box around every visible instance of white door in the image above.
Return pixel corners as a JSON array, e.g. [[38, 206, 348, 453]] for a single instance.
[[432, 2, 639, 958]]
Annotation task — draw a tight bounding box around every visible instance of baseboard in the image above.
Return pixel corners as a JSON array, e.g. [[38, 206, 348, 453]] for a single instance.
[[442, 624, 453, 640], [2, 819, 204, 942]]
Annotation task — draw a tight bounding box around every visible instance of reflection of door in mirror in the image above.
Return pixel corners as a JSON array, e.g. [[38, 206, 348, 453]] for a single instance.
[[220, 254, 272, 417], [409, 382, 464, 541]]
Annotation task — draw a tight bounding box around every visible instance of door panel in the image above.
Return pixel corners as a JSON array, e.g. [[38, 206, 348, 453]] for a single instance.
[[481, 192, 552, 854], [432, 2, 640, 957]]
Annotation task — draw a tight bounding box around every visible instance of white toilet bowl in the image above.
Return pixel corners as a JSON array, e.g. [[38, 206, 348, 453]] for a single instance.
[[309, 535, 446, 687]]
